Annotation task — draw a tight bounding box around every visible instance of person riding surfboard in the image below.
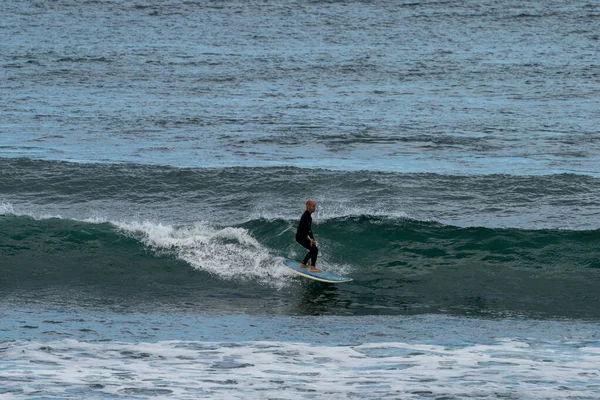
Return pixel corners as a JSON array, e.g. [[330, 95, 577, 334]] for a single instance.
[[296, 200, 320, 273]]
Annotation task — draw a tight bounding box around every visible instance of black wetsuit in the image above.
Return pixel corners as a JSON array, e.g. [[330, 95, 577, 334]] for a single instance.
[[296, 210, 318, 266]]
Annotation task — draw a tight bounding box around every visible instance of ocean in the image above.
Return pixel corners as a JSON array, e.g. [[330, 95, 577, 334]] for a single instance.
[[1, 0, 600, 398]]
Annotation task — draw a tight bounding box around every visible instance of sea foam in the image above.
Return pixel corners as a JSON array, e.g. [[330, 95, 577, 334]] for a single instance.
[[1, 338, 598, 400], [113, 220, 291, 286]]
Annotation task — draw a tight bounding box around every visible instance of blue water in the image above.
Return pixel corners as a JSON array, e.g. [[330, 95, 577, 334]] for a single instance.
[[2, 0, 600, 175], [2, 0, 600, 398]]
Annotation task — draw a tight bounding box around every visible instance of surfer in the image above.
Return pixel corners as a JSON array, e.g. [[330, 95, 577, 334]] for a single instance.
[[296, 200, 320, 273]]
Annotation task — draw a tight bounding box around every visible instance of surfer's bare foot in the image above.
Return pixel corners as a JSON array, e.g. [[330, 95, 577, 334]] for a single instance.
[[310, 267, 321, 273], [300, 263, 308, 268]]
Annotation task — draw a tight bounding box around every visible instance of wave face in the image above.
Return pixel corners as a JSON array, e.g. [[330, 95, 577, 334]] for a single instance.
[[2, 214, 599, 318]]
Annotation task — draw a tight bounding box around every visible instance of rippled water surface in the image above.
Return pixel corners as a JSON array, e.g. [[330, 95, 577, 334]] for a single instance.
[[2, 0, 600, 174], [2, 0, 600, 398]]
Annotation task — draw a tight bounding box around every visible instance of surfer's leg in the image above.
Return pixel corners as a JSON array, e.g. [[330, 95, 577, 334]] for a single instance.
[[301, 251, 311, 267], [299, 239, 312, 267], [310, 245, 318, 266], [309, 245, 320, 272]]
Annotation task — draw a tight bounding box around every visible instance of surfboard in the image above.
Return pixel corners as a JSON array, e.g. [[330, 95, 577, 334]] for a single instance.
[[282, 259, 353, 284]]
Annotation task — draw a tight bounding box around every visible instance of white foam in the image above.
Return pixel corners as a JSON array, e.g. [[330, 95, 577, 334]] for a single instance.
[[82, 214, 110, 224], [0, 200, 63, 220], [114, 220, 290, 286], [1, 338, 599, 399], [0, 200, 14, 215]]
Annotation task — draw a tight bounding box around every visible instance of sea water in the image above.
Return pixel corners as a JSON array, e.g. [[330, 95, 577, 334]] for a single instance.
[[2, 0, 600, 398]]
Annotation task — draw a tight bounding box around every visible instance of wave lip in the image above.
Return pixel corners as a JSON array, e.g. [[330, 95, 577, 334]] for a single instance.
[[3, 158, 600, 230]]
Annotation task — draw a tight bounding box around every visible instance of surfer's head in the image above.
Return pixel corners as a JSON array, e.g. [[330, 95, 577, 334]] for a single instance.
[[306, 200, 317, 214]]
